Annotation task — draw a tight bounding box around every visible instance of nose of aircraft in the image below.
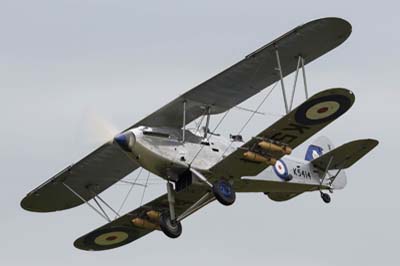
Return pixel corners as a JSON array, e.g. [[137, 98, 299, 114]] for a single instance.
[[114, 131, 136, 152]]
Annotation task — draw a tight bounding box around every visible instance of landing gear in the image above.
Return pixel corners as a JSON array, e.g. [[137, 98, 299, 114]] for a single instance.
[[212, 180, 236, 206], [320, 191, 331, 204], [161, 181, 182, 238], [190, 168, 236, 207], [159, 213, 182, 239]]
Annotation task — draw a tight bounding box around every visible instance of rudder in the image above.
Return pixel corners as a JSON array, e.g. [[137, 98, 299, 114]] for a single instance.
[[305, 136, 335, 161], [306, 136, 347, 189]]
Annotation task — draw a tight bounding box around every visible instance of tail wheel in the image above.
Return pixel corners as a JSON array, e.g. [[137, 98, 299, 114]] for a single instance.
[[320, 192, 331, 204], [159, 213, 182, 239], [212, 180, 236, 206]]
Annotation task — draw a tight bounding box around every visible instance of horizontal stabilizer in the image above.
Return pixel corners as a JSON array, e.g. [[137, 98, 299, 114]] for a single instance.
[[266, 192, 303, 202], [311, 139, 378, 171]]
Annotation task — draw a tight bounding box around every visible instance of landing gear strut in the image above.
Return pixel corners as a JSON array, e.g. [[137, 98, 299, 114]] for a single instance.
[[162, 181, 182, 239], [190, 168, 236, 207], [318, 155, 336, 204]]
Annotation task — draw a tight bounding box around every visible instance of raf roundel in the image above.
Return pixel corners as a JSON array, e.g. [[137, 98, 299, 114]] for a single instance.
[[79, 227, 137, 250], [295, 94, 352, 125], [273, 160, 291, 181], [94, 231, 129, 246]]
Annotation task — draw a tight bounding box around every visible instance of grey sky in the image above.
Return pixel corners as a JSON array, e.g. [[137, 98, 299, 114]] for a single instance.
[[1, 1, 398, 265]]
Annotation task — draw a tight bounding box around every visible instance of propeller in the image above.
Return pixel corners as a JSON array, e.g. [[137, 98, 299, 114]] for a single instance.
[[82, 110, 119, 145]]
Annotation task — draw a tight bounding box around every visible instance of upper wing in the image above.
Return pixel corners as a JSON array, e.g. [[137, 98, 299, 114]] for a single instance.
[[21, 142, 139, 212], [127, 17, 351, 129], [311, 139, 379, 171], [74, 185, 212, 251], [209, 88, 355, 180]]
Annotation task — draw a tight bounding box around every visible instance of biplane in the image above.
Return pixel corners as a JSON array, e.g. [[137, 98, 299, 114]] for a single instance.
[[21, 17, 378, 251]]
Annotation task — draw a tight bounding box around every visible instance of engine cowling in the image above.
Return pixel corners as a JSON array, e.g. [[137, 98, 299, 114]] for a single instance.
[[114, 131, 136, 152]]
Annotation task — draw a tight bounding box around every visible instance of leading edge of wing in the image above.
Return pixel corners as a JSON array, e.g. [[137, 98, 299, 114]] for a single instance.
[[125, 17, 352, 130], [209, 88, 355, 179]]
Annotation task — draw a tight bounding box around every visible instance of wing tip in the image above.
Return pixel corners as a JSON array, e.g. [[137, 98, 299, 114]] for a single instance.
[[362, 138, 380, 150], [315, 87, 356, 103], [20, 194, 47, 213], [304, 16, 352, 42]]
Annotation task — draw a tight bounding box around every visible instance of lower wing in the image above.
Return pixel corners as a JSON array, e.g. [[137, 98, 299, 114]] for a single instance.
[[74, 185, 212, 251], [209, 88, 355, 180]]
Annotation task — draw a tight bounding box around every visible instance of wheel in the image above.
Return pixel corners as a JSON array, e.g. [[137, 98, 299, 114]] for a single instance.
[[212, 180, 236, 206], [159, 213, 182, 239], [320, 192, 331, 204]]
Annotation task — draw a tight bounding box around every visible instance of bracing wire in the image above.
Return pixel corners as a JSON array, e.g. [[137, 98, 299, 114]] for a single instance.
[[220, 82, 279, 157], [116, 168, 143, 217], [140, 171, 151, 206], [237, 82, 278, 136]]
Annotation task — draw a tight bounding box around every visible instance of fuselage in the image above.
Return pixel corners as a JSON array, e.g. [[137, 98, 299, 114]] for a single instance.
[[118, 126, 337, 193], [127, 126, 239, 179]]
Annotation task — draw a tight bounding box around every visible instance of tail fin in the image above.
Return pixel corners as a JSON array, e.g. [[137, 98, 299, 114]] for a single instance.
[[306, 136, 347, 189], [305, 136, 334, 161]]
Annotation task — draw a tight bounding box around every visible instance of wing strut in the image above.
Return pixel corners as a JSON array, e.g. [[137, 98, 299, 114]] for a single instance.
[[289, 56, 302, 111], [203, 106, 211, 139], [301, 57, 309, 100], [62, 183, 112, 222], [182, 101, 186, 143], [276, 49, 311, 113], [62, 182, 124, 222], [290, 55, 310, 110], [91, 191, 120, 219], [275, 48, 289, 114]]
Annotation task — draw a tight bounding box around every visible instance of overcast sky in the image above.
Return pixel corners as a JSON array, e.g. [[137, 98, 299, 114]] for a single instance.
[[1, 1, 399, 265]]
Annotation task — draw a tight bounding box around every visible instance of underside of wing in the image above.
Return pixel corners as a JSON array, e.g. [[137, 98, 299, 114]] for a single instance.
[[21, 142, 139, 212], [127, 17, 351, 129], [74, 185, 212, 251], [311, 139, 379, 171], [209, 88, 355, 180]]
